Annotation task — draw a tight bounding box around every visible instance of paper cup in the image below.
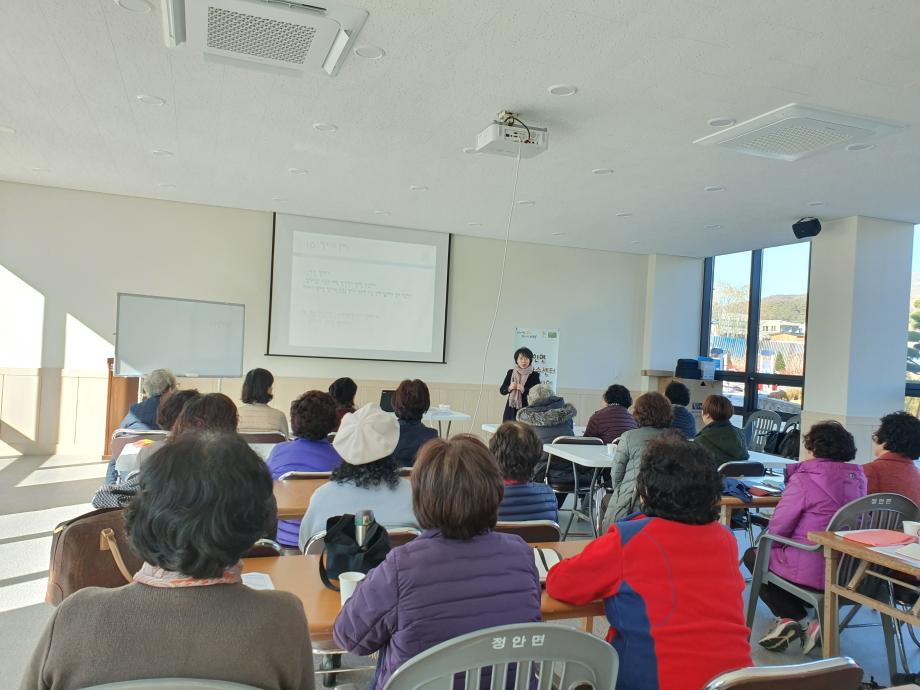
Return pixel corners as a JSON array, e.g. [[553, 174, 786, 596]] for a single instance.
[[606, 443, 615, 457], [903, 521, 920, 537], [339, 571, 365, 605]]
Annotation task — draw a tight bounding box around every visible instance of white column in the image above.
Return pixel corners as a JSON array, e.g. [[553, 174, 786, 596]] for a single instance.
[[803, 216, 913, 461]]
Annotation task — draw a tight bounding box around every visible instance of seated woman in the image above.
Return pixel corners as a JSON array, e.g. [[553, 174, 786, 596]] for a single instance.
[[329, 377, 358, 431], [237, 368, 289, 436], [118, 368, 177, 431], [584, 384, 638, 444], [391, 379, 438, 468], [546, 437, 752, 690], [94, 393, 237, 509], [694, 394, 749, 465], [489, 421, 558, 522], [267, 391, 342, 547], [333, 434, 541, 690], [864, 411, 920, 506], [603, 392, 674, 528], [24, 433, 315, 690], [665, 380, 697, 439], [298, 404, 417, 550], [743, 421, 866, 653]]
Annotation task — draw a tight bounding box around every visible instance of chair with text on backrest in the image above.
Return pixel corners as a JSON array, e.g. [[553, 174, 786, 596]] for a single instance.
[[495, 520, 561, 543], [381, 622, 618, 690], [543, 436, 604, 540], [238, 431, 287, 444], [110, 429, 169, 461], [719, 461, 768, 548], [743, 411, 782, 452], [79, 679, 262, 690], [746, 493, 919, 679], [380, 390, 396, 413], [702, 657, 862, 690]]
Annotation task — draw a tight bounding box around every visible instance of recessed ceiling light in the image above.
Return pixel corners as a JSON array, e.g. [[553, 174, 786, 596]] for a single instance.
[[704, 185, 726, 192], [462, 147, 477, 154], [313, 122, 338, 133], [708, 117, 736, 127], [592, 168, 614, 175], [547, 84, 578, 97], [467, 222, 482, 227], [0, 125, 15, 135], [354, 45, 385, 60], [157, 183, 176, 188], [846, 142, 875, 151], [114, 0, 152, 12], [151, 148, 173, 156], [551, 232, 564, 236], [30, 167, 50, 173], [288, 167, 308, 175], [704, 224, 723, 230], [374, 210, 390, 215], [517, 200, 536, 207], [807, 201, 825, 207], [615, 212, 633, 218], [409, 185, 428, 191], [136, 94, 165, 106]]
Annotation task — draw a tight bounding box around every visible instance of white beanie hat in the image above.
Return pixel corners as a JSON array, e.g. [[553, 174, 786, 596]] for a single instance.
[[333, 403, 400, 466]]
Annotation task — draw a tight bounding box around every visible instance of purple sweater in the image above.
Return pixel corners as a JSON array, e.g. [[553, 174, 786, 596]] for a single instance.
[[769, 458, 867, 589], [267, 438, 342, 546], [333, 530, 542, 690]]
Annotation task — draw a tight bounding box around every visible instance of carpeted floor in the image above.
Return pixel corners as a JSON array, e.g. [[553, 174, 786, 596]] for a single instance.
[[0, 453, 917, 689]]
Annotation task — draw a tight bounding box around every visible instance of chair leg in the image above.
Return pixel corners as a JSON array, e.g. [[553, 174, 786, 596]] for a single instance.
[[745, 565, 762, 630], [881, 614, 900, 682], [562, 502, 576, 541]]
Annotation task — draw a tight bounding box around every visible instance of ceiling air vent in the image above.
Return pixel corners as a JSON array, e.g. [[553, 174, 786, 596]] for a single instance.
[[693, 104, 907, 162], [162, 0, 368, 77]]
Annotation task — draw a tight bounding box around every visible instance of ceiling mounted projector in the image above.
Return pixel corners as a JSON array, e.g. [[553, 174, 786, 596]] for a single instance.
[[475, 111, 548, 158], [162, 0, 368, 77]]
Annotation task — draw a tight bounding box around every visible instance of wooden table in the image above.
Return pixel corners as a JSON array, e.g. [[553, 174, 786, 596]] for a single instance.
[[808, 530, 920, 660], [274, 479, 326, 520], [718, 495, 781, 527], [242, 539, 600, 642]]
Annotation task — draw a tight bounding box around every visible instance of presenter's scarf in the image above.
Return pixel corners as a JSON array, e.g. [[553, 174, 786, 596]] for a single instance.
[[509, 365, 534, 410]]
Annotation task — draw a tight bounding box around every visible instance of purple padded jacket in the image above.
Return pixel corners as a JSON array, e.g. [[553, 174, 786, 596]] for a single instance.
[[333, 529, 542, 690], [768, 458, 867, 590]]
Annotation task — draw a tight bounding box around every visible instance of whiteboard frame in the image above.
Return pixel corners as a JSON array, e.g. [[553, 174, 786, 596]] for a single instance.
[[114, 292, 246, 378]]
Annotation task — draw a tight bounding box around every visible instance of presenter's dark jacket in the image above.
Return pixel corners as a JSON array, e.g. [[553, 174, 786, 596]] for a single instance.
[[499, 370, 541, 422], [392, 420, 439, 468]]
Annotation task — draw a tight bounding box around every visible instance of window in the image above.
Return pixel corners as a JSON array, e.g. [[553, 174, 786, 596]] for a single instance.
[[904, 226, 920, 412], [701, 243, 810, 420]]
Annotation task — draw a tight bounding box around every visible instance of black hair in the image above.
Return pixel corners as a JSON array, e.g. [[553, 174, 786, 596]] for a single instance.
[[155, 389, 201, 431], [604, 384, 633, 407], [393, 379, 431, 422], [331, 456, 401, 489], [803, 420, 856, 462], [637, 435, 721, 525], [241, 368, 274, 404], [875, 411, 920, 459], [125, 432, 276, 579], [513, 347, 534, 365], [664, 381, 690, 407], [328, 377, 358, 408]]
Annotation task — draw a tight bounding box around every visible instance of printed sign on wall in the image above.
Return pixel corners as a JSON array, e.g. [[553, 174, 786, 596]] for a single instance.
[[514, 327, 560, 391]]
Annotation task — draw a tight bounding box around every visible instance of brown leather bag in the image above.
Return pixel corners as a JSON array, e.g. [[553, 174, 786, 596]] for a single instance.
[[45, 508, 143, 605]]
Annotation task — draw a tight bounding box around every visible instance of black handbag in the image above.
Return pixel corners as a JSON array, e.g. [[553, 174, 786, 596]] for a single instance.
[[318, 513, 391, 591]]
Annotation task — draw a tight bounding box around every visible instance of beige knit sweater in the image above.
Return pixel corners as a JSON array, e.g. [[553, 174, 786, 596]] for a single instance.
[[20, 583, 314, 690]]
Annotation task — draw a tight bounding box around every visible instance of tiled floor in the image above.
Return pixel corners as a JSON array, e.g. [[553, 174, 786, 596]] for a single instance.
[[1, 454, 918, 689]]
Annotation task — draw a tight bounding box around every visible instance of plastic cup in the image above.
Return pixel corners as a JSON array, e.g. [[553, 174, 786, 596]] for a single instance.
[[339, 571, 365, 605], [903, 521, 920, 537]]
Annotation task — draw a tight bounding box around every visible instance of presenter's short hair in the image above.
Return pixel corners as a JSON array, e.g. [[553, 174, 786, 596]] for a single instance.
[[604, 384, 632, 407], [172, 393, 239, 437], [291, 390, 338, 440], [665, 381, 691, 406], [513, 347, 534, 364], [412, 435, 503, 540], [126, 432, 275, 579], [241, 368, 274, 404], [489, 421, 542, 481], [702, 395, 734, 422], [143, 369, 177, 397], [633, 392, 673, 429], [393, 379, 430, 422]]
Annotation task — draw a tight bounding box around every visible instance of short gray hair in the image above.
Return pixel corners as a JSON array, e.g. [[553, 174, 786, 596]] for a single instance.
[[527, 383, 555, 404], [143, 369, 177, 397]]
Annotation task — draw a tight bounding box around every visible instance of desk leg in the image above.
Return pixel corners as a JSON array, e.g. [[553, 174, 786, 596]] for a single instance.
[[445, 421, 452, 438], [437, 421, 443, 437], [719, 504, 731, 528], [822, 545, 841, 658]]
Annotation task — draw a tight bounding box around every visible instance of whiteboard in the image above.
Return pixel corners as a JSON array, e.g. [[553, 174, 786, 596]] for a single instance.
[[115, 293, 245, 378]]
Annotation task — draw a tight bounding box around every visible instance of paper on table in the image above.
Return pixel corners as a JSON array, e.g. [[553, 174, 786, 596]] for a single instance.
[[241, 572, 275, 590], [870, 544, 920, 568]]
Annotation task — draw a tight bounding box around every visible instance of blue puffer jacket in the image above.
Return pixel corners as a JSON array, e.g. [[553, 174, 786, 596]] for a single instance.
[[333, 530, 542, 690], [499, 482, 559, 522]]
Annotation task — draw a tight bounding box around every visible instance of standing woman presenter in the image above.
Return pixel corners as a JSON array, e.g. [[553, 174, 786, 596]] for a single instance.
[[500, 347, 541, 422]]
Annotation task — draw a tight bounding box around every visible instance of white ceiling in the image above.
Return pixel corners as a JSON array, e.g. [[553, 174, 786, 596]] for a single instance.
[[1, 0, 920, 258]]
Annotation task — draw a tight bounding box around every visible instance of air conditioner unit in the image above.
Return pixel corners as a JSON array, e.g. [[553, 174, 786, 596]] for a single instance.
[[162, 0, 368, 77]]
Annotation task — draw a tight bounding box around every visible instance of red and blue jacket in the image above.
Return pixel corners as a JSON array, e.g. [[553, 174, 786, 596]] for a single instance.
[[545, 515, 751, 690]]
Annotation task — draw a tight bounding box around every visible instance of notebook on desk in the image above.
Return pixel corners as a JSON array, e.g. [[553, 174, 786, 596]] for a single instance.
[[534, 548, 561, 583]]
